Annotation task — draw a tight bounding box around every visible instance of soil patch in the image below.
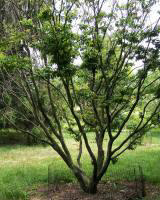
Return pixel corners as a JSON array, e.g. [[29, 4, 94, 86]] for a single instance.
[[30, 181, 160, 200]]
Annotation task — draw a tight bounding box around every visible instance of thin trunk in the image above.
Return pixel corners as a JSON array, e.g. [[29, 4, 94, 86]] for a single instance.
[[96, 134, 104, 174], [97, 146, 104, 174]]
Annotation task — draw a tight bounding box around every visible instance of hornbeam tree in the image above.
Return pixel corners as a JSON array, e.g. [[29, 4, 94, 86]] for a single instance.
[[0, 0, 160, 194]]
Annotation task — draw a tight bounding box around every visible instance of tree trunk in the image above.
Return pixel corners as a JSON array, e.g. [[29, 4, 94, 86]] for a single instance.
[[79, 180, 98, 194], [97, 145, 104, 173], [72, 166, 98, 194], [87, 180, 98, 194]]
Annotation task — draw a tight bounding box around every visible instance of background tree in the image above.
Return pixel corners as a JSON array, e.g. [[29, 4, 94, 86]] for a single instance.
[[0, 0, 46, 144], [0, 0, 160, 194]]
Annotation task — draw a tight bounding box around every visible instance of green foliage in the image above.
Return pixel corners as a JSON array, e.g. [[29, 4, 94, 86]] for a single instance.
[[82, 47, 99, 71], [20, 18, 33, 29], [0, 128, 42, 145], [38, 22, 79, 73], [0, 55, 31, 70], [38, 7, 52, 21], [0, 129, 26, 145]]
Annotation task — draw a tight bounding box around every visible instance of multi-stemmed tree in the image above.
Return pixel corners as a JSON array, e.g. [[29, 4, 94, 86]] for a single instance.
[[0, 0, 160, 193]]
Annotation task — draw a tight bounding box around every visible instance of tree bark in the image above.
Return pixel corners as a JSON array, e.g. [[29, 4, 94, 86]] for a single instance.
[[72, 166, 98, 194]]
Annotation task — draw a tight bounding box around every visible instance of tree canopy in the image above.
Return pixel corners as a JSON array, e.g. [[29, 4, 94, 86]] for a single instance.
[[0, 0, 160, 194]]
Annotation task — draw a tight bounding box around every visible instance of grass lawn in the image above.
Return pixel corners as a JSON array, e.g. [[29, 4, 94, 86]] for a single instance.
[[0, 131, 160, 200]]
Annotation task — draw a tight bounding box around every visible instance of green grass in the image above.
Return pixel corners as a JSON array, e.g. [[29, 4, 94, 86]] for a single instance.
[[143, 128, 160, 145], [0, 146, 52, 200], [0, 129, 160, 199], [105, 146, 160, 183]]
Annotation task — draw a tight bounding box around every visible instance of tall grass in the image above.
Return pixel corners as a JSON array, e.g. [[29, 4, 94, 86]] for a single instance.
[[0, 146, 53, 200]]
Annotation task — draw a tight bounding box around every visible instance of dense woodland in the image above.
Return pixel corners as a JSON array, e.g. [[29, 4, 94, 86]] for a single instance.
[[0, 0, 160, 194]]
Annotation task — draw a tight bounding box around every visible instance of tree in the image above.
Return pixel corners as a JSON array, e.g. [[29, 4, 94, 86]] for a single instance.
[[0, 0, 160, 194], [0, 0, 45, 144]]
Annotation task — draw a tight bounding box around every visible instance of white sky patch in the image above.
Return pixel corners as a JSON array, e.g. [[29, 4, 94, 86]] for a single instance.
[[51, 63, 58, 70], [73, 56, 82, 66], [29, 47, 45, 67], [148, 2, 160, 27]]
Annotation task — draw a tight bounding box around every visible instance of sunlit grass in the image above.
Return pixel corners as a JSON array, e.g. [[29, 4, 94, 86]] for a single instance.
[[105, 146, 160, 183]]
